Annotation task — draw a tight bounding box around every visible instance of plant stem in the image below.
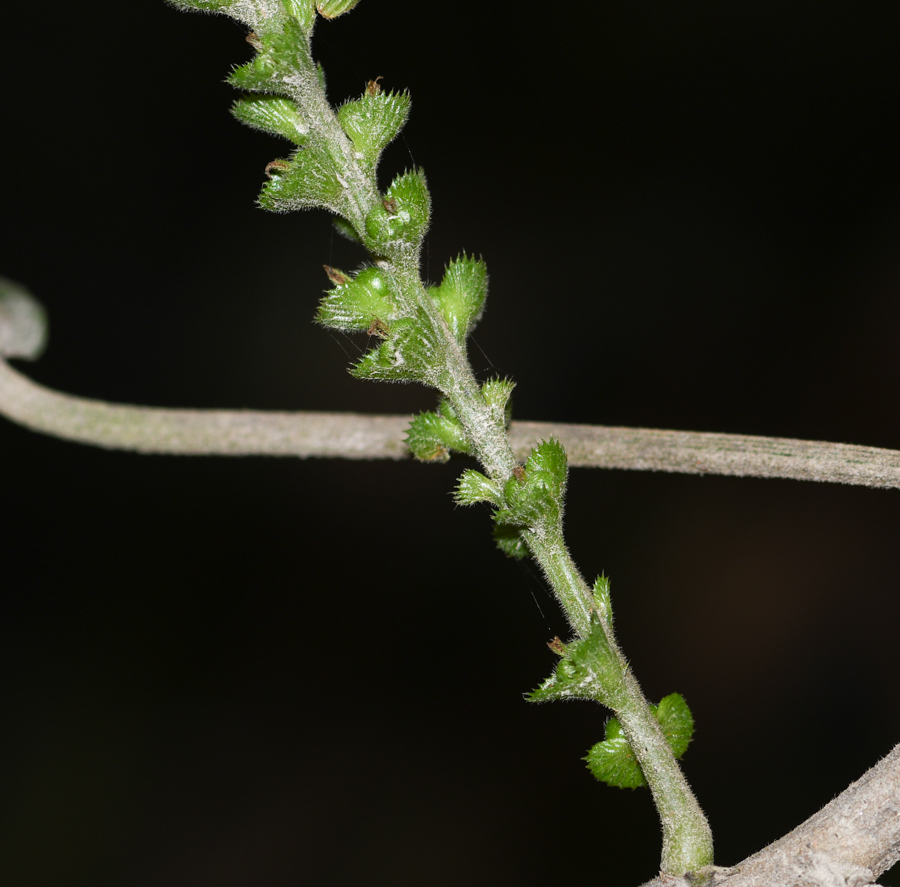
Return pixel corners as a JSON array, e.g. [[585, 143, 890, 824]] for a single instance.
[[526, 517, 713, 874]]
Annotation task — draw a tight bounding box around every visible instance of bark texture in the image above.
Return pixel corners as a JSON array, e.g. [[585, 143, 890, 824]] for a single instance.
[[640, 744, 900, 887], [2, 358, 899, 492]]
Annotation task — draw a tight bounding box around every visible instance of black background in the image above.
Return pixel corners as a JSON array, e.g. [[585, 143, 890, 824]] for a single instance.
[[3, 2, 900, 885]]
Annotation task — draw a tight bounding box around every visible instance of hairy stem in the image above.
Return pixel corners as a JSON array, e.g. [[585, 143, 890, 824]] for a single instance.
[[526, 519, 713, 873]]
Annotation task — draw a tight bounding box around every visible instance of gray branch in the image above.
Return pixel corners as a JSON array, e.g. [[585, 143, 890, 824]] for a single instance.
[[2, 356, 899, 491], [2, 282, 898, 488], [640, 743, 900, 886]]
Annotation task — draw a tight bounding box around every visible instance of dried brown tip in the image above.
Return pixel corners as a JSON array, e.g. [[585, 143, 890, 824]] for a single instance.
[[264, 160, 291, 178], [323, 265, 350, 286], [367, 318, 389, 339], [547, 637, 566, 656]]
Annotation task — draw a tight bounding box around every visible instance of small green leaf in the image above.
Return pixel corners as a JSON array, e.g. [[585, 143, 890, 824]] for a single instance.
[[585, 694, 695, 789], [455, 470, 503, 506], [495, 438, 568, 531], [228, 17, 311, 94], [407, 408, 471, 462], [593, 575, 613, 626], [333, 217, 361, 242], [528, 612, 623, 705], [232, 95, 309, 145], [429, 255, 487, 345], [170, 0, 315, 34], [316, 0, 361, 18], [316, 267, 399, 333], [493, 524, 529, 559], [283, 0, 317, 30], [364, 169, 431, 252], [350, 316, 437, 384], [586, 721, 645, 789], [655, 693, 694, 759], [230, 55, 283, 95], [338, 90, 410, 174], [481, 378, 514, 429], [259, 148, 345, 213]]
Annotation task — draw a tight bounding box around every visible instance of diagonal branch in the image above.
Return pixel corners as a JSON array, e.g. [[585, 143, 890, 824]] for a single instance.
[[638, 743, 900, 887]]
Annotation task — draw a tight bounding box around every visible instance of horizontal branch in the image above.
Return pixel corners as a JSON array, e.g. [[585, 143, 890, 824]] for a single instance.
[[639, 742, 900, 886], [2, 358, 900, 490]]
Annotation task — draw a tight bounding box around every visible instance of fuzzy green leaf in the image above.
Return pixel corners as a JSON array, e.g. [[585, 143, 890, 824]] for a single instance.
[[350, 316, 437, 384], [283, 0, 317, 30], [316, 267, 398, 332], [456, 470, 503, 506], [585, 720, 645, 789], [316, 0, 361, 18], [495, 438, 568, 531], [585, 693, 695, 789], [364, 169, 431, 252], [333, 217, 361, 243], [655, 693, 695, 759], [232, 95, 309, 145], [430, 255, 487, 345], [528, 612, 623, 705], [407, 408, 471, 462], [170, 1, 316, 37], [338, 90, 410, 174], [259, 148, 345, 213], [228, 17, 311, 94], [493, 524, 529, 559], [593, 575, 613, 626], [481, 378, 514, 429]]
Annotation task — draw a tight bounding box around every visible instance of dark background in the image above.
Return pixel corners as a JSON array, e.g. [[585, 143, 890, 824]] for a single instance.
[[3, 2, 900, 885]]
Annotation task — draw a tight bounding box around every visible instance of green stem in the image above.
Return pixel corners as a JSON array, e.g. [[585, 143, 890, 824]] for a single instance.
[[386, 257, 517, 480], [525, 527, 595, 638], [383, 233, 714, 878], [190, 7, 716, 875], [617, 672, 714, 874], [527, 525, 713, 874]]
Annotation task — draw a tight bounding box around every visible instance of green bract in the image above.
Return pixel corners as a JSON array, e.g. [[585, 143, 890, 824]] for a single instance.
[[168, 0, 316, 35], [529, 612, 626, 707], [338, 90, 411, 176], [316, 0, 360, 18], [259, 147, 346, 213], [232, 96, 309, 145], [364, 169, 431, 253], [407, 401, 471, 462], [429, 256, 488, 346], [455, 470, 503, 506], [495, 438, 568, 532], [229, 18, 313, 95], [593, 575, 613, 626], [350, 315, 439, 384], [480, 378, 514, 430], [316, 267, 399, 333]]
